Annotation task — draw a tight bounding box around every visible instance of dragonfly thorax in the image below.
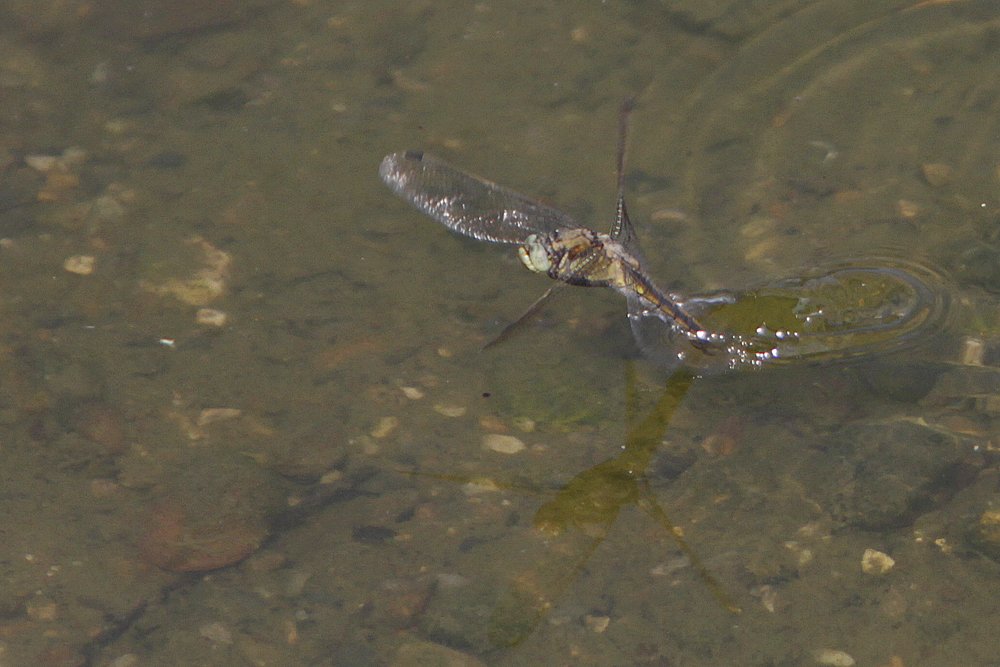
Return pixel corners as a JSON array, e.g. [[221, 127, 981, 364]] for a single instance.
[[518, 228, 628, 289]]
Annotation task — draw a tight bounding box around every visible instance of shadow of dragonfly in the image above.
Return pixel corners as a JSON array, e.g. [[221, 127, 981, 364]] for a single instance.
[[410, 365, 736, 647], [486, 365, 738, 647]]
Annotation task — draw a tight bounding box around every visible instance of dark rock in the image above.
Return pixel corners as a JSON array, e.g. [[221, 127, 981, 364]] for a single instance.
[[810, 420, 970, 529], [0, 207, 34, 235], [955, 244, 1000, 293], [0, 167, 42, 212], [145, 151, 187, 169], [352, 525, 396, 544], [95, 0, 262, 40]]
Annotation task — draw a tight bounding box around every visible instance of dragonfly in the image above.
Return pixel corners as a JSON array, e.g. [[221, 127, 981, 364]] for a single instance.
[[379, 100, 725, 363], [380, 103, 952, 371]]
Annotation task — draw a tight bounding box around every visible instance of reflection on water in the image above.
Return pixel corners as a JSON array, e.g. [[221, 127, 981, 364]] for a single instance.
[[0, 0, 1000, 666]]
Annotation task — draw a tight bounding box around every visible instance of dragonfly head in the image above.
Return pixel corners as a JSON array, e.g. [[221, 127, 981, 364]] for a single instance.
[[518, 234, 552, 273]]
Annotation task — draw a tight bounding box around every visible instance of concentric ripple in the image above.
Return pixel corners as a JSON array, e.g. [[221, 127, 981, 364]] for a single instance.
[[631, 255, 957, 371], [645, 0, 1000, 280]]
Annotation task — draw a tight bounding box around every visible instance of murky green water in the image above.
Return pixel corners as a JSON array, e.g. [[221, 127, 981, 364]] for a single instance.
[[1, 0, 1000, 665]]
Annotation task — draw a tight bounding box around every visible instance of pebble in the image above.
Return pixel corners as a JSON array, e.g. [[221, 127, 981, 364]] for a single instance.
[[139, 236, 230, 306], [433, 403, 466, 417], [482, 433, 525, 454], [392, 639, 487, 667], [960, 336, 985, 366], [584, 614, 610, 633], [92, 194, 126, 223], [75, 402, 126, 454], [360, 436, 381, 455], [757, 585, 779, 613], [514, 417, 535, 433], [813, 649, 855, 666], [26, 599, 58, 620], [400, 386, 424, 400], [137, 455, 278, 572], [63, 254, 95, 275], [371, 416, 398, 438], [740, 216, 776, 238], [320, 470, 342, 484], [744, 237, 779, 264], [245, 551, 286, 573], [896, 199, 921, 218], [462, 478, 500, 494], [25, 154, 58, 172], [196, 307, 227, 326], [861, 548, 895, 575], [139, 500, 266, 572], [922, 162, 954, 187], [479, 414, 506, 432]]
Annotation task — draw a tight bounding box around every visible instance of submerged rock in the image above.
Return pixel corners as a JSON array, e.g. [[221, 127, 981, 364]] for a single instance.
[[809, 419, 970, 530], [138, 455, 283, 571]]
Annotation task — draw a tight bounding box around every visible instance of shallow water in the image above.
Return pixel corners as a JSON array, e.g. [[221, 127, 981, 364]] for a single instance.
[[1, 0, 1000, 665]]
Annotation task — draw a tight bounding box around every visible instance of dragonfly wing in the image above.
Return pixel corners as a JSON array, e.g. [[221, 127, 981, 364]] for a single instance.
[[626, 293, 686, 370], [609, 97, 645, 259], [380, 151, 578, 244], [610, 193, 640, 253]]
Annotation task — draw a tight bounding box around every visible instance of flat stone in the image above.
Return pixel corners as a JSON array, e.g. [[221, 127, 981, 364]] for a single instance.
[[392, 639, 487, 667], [482, 434, 525, 454]]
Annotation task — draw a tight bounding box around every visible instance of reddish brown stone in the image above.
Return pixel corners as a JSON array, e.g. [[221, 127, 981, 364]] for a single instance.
[[138, 501, 266, 572]]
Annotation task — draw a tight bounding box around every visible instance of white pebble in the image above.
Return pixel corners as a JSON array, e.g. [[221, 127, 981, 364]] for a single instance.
[[813, 649, 855, 667], [584, 615, 610, 633], [514, 417, 536, 433], [433, 403, 466, 417], [63, 254, 95, 275], [861, 548, 895, 575], [463, 478, 500, 494], [482, 433, 525, 454], [400, 386, 424, 400], [195, 308, 227, 326], [25, 154, 58, 172], [319, 470, 342, 485]]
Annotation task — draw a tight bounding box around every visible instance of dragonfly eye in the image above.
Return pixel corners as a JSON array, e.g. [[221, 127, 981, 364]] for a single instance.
[[518, 235, 552, 273]]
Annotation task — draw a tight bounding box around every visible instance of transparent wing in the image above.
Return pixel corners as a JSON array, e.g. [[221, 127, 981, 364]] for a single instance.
[[380, 151, 578, 244]]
